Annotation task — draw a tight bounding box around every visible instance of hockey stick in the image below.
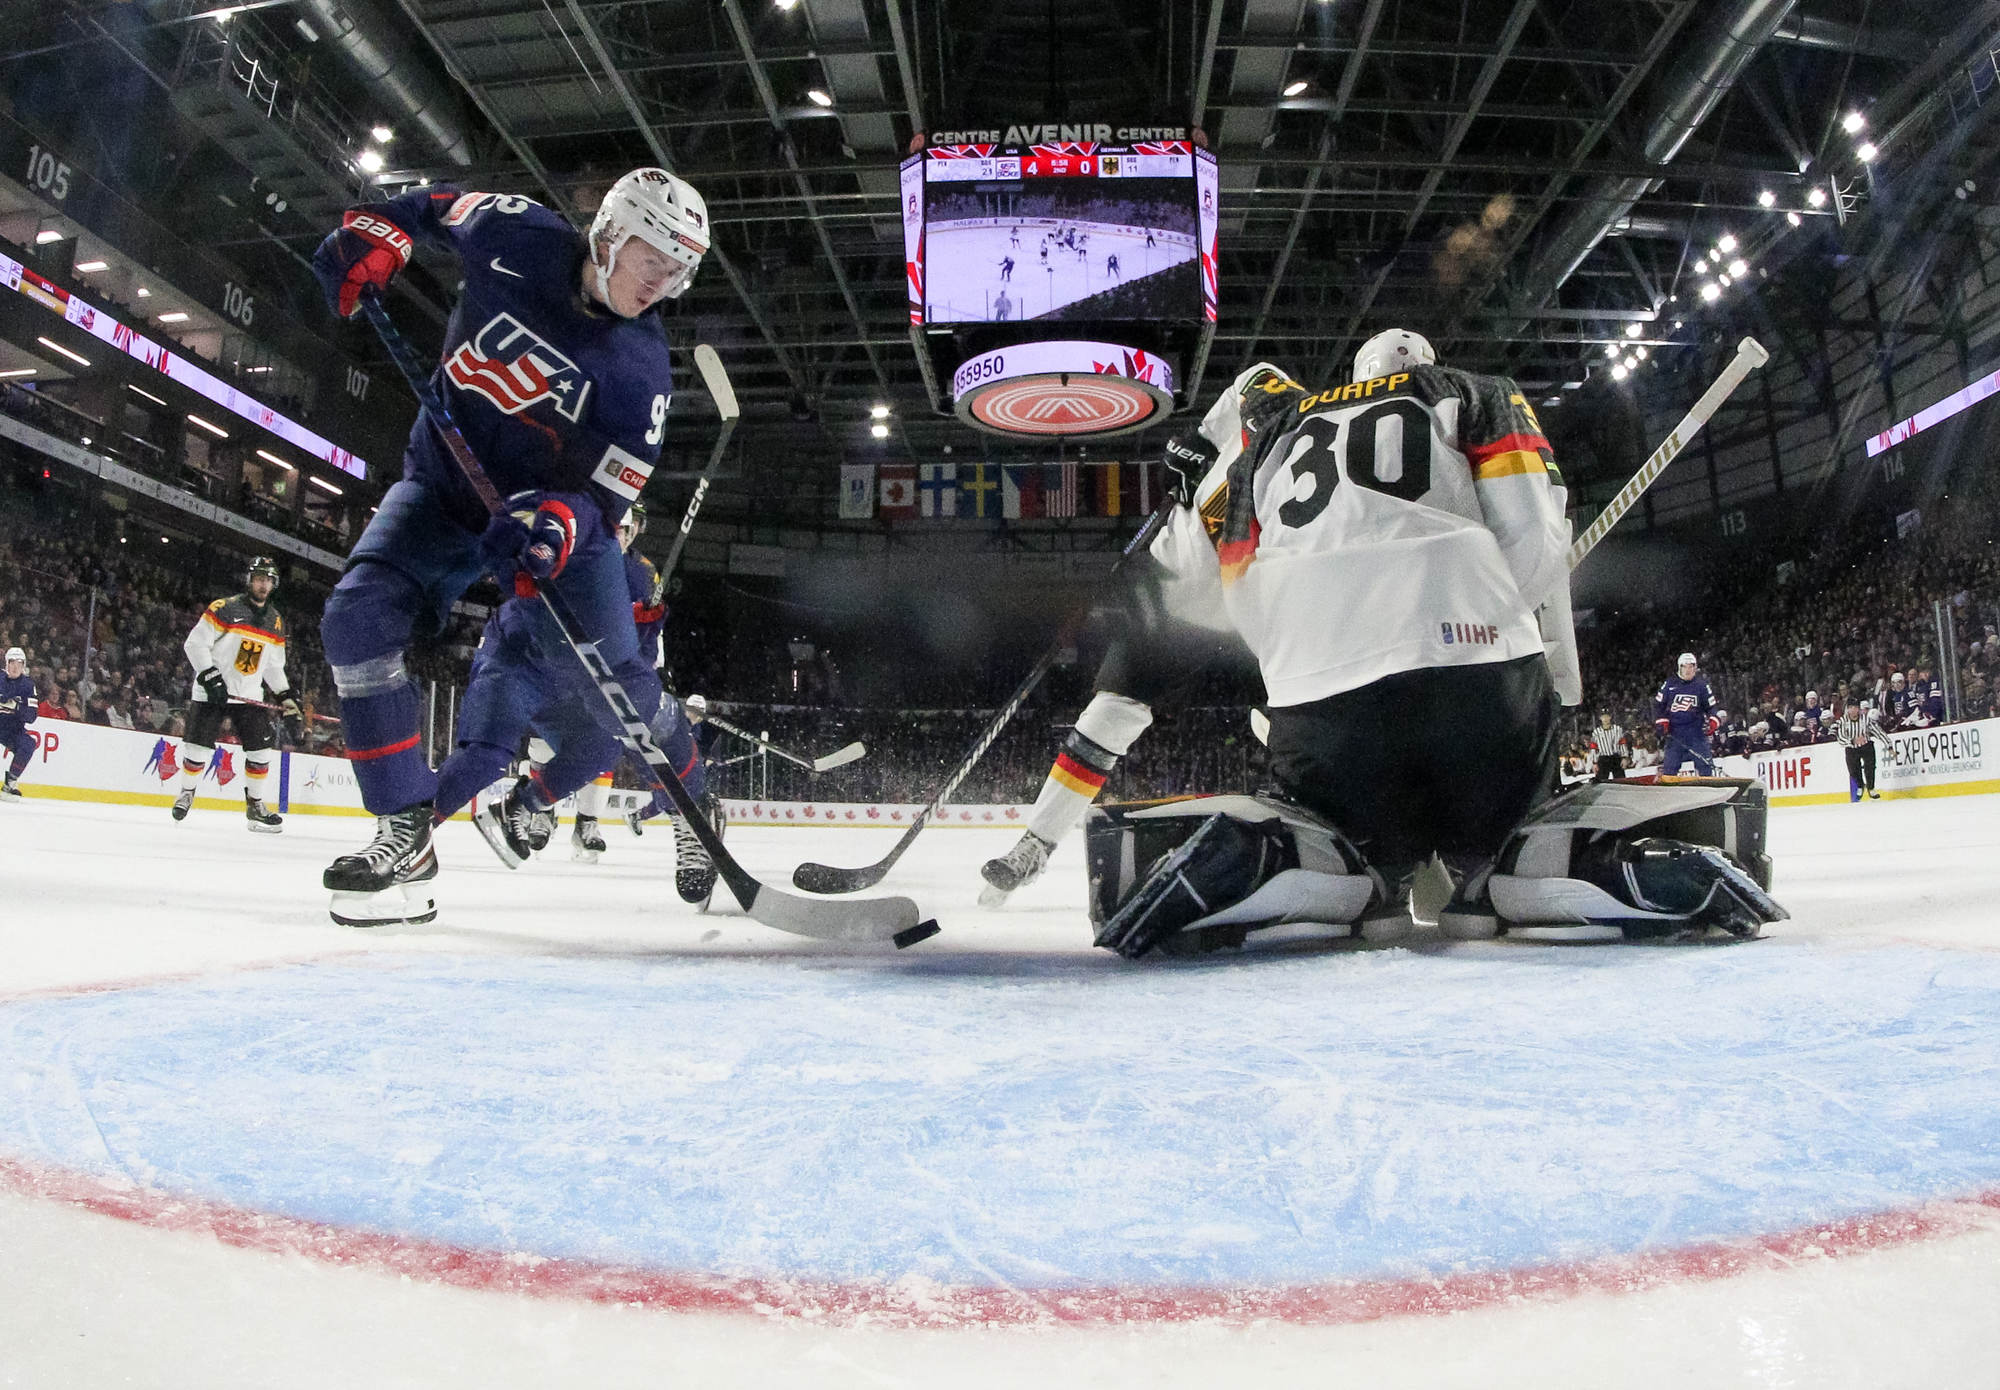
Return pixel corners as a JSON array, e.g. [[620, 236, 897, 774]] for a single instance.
[[234, 698, 342, 724], [1569, 337, 1769, 568], [792, 499, 1180, 894], [657, 344, 739, 580], [359, 296, 935, 947], [701, 712, 867, 773]]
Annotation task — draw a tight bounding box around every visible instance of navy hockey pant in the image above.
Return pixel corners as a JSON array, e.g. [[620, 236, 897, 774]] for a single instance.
[[1661, 733, 1716, 777], [323, 480, 659, 816], [3, 727, 34, 779]]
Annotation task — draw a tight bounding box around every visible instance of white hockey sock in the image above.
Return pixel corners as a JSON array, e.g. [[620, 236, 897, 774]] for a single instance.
[[1023, 691, 1154, 845], [178, 744, 213, 792], [245, 757, 272, 803], [575, 774, 613, 819]]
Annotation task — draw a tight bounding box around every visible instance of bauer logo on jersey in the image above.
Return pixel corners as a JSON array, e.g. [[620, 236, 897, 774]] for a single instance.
[[445, 313, 593, 422], [592, 441, 654, 503]]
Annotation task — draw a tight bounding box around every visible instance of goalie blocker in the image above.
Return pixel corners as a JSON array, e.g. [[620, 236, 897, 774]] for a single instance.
[[1085, 779, 1783, 959]]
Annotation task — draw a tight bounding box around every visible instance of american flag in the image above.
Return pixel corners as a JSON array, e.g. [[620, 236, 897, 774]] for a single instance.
[[1043, 462, 1079, 517]]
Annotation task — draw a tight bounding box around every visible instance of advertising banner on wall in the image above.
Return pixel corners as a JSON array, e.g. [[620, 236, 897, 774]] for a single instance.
[[1722, 717, 1999, 805]]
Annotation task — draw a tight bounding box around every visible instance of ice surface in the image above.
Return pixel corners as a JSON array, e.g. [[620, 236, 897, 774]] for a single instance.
[[2, 794, 1999, 1386]]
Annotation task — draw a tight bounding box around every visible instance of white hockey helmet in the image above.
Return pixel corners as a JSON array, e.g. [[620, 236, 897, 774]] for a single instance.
[[589, 168, 709, 306], [617, 500, 647, 552], [1677, 651, 1697, 671], [1806, 689, 1818, 703], [684, 693, 708, 719], [1352, 328, 1436, 383], [4, 646, 23, 665], [1891, 671, 1906, 686]]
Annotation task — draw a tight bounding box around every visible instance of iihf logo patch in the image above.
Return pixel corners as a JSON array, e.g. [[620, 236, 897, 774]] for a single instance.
[[446, 313, 593, 422]]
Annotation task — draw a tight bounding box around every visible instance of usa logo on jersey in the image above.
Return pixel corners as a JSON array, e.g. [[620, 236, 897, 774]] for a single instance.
[[1670, 693, 1698, 713], [445, 313, 593, 422]]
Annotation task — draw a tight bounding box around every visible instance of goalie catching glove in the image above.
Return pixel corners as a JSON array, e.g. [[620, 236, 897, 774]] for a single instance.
[[480, 492, 581, 598], [312, 211, 415, 319]]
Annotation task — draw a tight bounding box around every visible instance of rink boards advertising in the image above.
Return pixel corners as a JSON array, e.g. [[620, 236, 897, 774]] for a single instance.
[[902, 125, 1219, 327], [1723, 718, 2000, 804]]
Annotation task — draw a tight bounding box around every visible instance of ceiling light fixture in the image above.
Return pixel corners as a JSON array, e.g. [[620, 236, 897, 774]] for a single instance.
[[186, 413, 229, 438], [255, 449, 295, 471], [1757, 190, 1776, 208], [1612, 363, 1629, 381], [35, 336, 90, 366], [1856, 140, 1878, 163], [34, 229, 63, 245], [157, 311, 190, 324], [870, 423, 890, 439], [371, 125, 395, 143], [0, 367, 37, 379], [1701, 283, 1722, 302], [1843, 111, 1866, 134], [1786, 211, 1803, 227], [1808, 186, 1828, 207], [806, 88, 833, 108], [127, 384, 167, 406], [1282, 80, 1309, 97], [357, 148, 386, 173], [1625, 323, 1642, 338], [1717, 233, 1738, 254], [309, 476, 344, 495], [73, 259, 108, 273], [870, 403, 891, 419]]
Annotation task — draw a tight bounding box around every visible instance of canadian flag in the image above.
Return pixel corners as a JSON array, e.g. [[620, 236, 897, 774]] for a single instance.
[[880, 464, 918, 519]]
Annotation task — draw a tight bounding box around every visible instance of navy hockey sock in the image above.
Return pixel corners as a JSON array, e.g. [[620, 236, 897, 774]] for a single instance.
[[339, 682, 436, 814], [433, 740, 516, 822]]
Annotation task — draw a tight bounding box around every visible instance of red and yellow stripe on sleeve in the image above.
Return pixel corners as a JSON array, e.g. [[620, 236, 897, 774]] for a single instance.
[[1466, 431, 1551, 481]]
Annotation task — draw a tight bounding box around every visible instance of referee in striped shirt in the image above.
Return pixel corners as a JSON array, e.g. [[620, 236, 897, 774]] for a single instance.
[[1838, 698, 1885, 801], [1589, 712, 1629, 781]]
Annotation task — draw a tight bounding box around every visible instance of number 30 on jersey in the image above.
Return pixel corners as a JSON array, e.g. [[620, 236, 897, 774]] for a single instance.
[[1275, 397, 1439, 527]]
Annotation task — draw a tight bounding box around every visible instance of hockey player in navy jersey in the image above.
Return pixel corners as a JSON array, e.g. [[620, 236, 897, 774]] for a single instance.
[[310, 167, 710, 926], [1652, 651, 1721, 775], [1, 646, 38, 800]]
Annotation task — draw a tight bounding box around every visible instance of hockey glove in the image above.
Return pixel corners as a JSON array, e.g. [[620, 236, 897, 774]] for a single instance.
[[1707, 715, 1722, 738], [278, 695, 305, 744], [480, 492, 580, 598], [197, 667, 229, 705], [1162, 433, 1218, 509], [1655, 717, 1671, 737], [312, 211, 414, 319]]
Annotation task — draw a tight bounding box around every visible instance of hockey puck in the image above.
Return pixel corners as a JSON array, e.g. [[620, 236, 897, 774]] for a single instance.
[[893, 919, 941, 950]]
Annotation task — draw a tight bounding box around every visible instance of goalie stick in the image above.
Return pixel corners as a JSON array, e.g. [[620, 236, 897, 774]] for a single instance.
[[658, 344, 739, 580], [1570, 336, 1769, 567], [700, 712, 867, 773], [360, 295, 936, 948], [792, 499, 1179, 895]]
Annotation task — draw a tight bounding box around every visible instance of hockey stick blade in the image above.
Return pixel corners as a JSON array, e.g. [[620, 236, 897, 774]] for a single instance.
[[692, 343, 740, 422], [792, 501, 1181, 895], [360, 297, 926, 945], [811, 742, 866, 772]]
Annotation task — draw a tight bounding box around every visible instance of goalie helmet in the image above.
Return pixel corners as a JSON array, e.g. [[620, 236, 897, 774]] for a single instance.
[[1352, 328, 1436, 383], [617, 501, 647, 552], [246, 555, 280, 588], [588, 168, 709, 307]]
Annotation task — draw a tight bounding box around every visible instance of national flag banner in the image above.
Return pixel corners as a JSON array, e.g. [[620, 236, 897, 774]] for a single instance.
[[879, 464, 917, 519], [1096, 462, 1123, 517], [1043, 462, 1079, 517], [1128, 459, 1157, 516], [919, 462, 959, 518], [959, 461, 1001, 519], [838, 463, 874, 519], [1002, 464, 1043, 519]]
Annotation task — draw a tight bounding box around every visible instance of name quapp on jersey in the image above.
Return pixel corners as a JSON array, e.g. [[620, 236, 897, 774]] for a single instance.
[[445, 312, 594, 421]]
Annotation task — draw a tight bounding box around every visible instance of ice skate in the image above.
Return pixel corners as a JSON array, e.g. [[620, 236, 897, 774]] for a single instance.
[[979, 830, 1053, 908], [473, 776, 555, 869], [245, 797, 283, 834], [0, 775, 21, 802], [572, 814, 606, 864], [675, 792, 724, 907], [324, 805, 438, 927], [170, 787, 194, 820]]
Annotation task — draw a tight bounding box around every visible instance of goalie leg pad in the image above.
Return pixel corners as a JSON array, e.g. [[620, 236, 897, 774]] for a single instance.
[[1481, 779, 1786, 941], [1092, 813, 1298, 959], [1086, 796, 1383, 958]]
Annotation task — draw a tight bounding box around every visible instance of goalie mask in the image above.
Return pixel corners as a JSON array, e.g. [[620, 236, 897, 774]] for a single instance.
[[589, 168, 709, 308], [1352, 328, 1436, 383]]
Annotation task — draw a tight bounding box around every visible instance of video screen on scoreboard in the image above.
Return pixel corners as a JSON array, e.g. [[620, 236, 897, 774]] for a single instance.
[[906, 134, 1218, 327]]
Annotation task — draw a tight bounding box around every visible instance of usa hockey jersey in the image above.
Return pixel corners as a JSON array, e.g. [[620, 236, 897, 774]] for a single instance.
[[1150, 362, 1570, 705], [0, 672, 37, 734], [352, 186, 674, 532], [1652, 673, 1718, 738], [185, 594, 290, 703]]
